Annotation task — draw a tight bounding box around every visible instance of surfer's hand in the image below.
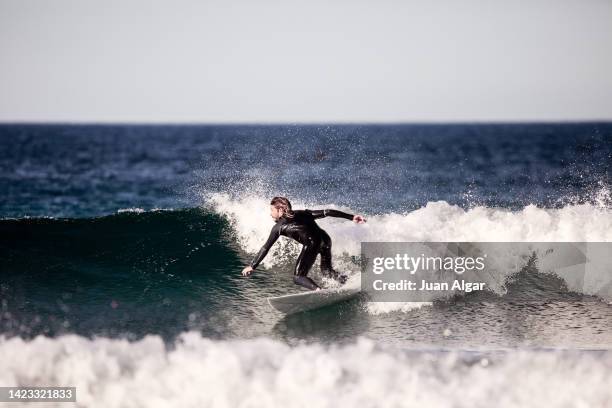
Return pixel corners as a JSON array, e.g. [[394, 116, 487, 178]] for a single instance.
[[353, 215, 366, 224], [242, 266, 254, 276]]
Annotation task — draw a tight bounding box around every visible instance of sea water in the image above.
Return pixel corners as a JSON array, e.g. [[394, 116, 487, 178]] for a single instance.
[[1, 123, 611, 407]]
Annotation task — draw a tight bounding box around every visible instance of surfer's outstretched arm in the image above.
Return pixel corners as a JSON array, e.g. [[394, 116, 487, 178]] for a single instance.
[[309, 209, 366, 223], [244, 224, 281, 275]]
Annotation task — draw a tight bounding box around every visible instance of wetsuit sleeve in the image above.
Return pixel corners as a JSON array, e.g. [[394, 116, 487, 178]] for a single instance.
[[250, 224, 281, 269], [309, 209, 354, 220]]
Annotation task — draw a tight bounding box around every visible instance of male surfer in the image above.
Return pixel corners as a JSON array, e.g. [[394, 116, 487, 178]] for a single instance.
[[241, 196, 366, 290]]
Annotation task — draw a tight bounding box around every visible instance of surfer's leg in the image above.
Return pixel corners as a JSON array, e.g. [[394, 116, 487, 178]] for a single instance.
[[319, 231, 346, 283], [319, 230, 347, 284], [319, 230, 336, 278], [294, 239, 321, 290], [293, 275, 319, 290]]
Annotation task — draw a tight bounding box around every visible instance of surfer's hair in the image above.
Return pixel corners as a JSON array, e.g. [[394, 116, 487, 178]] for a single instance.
[[270, 196, 294, 218]]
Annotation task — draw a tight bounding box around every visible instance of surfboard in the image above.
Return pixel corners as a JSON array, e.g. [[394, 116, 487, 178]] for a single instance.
[[267, 286, 361, 314]]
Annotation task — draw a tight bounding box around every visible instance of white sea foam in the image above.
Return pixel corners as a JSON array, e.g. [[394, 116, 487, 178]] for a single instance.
[[207, 193, 612, 313], [117, 207, 146, 214], [364, 301, 432, 315], [0, 333, 610, 408], [116, 207, 174, 214]]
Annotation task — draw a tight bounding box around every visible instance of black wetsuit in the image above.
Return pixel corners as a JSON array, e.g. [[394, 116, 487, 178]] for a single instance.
[[250, 209, 354, 290]]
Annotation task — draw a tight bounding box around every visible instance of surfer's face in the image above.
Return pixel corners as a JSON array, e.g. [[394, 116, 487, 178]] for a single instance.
[[270, 205, 283, 220]]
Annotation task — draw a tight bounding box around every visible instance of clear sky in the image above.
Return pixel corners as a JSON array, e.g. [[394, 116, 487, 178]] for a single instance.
[[1, 0, 611, 123]]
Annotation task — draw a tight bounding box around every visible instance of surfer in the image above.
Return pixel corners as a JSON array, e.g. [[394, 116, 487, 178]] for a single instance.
[[241, 196, 366, 290]]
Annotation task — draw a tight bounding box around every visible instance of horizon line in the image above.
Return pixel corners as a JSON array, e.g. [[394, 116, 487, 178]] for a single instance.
[[1, 119, 612, 126]]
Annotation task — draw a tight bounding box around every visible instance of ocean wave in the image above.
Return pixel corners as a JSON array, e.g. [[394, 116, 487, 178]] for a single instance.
[[1, 332, 610, 408], [3, 197, 612, 320], [207, 192, 612, 312], [208, 192, 612, 255]]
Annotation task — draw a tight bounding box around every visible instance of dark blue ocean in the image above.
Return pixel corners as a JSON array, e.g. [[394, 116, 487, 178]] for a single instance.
[[1, 123, 612, 407], [2, 123, 611, 218]]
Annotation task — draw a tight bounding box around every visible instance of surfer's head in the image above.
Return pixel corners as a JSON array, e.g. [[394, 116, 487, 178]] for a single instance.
[[270, 196, 294, 220]]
